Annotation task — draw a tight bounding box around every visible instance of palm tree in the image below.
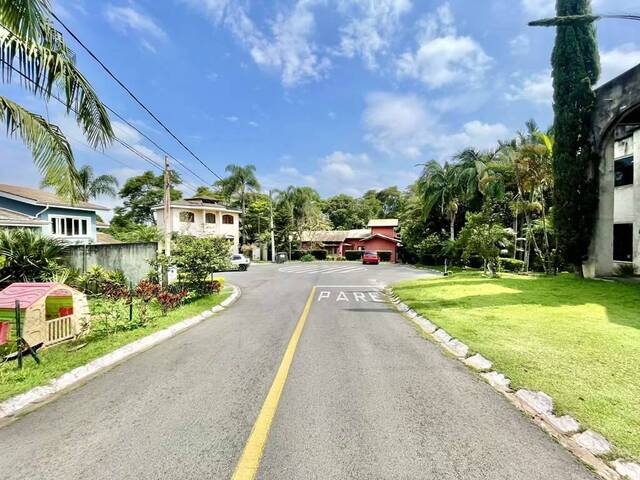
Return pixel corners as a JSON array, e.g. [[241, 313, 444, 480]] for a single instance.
[[417, 161, 462, 241], [274, 186, 322, 244], [0, 0, 113, 201], [41, 164, 118, 202], [215, 164, 260, 245]]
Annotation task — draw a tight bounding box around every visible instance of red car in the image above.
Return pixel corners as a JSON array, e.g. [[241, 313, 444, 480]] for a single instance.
[[362, 251, 380, 265]]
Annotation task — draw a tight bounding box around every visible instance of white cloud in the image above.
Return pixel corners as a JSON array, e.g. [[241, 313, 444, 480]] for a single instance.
[[248, 120, 259, 127], [335, 0, 412, 69], [510, 34, 530, 55], [396, 3, 492, 89], [105, 4, 167, 51], [505, 70, 553, 105], [600, 44, 640, 85], [319, 151, 370, 181], [363, 91, 508, 159], [225, 115, 240, 123], [184, 0, 330, 87]]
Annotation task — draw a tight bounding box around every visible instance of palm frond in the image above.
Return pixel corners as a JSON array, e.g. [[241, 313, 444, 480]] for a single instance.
[[0, 28, 112, 148], [0, 95, 81, 195]]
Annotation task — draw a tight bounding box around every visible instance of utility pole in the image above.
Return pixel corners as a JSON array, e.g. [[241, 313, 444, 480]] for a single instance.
[[269, 190, 276, 262], [163, 156, 172, 258]]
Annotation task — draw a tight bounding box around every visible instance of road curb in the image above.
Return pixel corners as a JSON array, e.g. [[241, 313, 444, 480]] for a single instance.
[[0, 284, 241, 422], [385, 286, 636, 480]]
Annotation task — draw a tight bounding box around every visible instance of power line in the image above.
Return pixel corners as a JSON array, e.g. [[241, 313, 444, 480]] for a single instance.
[[0, 59, 199, 194], [101, 103, 215, 187], [49, 10, 224, 182]]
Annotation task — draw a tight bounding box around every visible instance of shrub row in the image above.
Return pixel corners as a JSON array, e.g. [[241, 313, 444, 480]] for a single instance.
[[292, 250, 328, 261], [497, 257, 525, 273], [345, 250, 364, 261]]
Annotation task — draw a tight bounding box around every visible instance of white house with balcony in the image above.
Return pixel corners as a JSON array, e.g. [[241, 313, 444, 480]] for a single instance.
[[151, 196, 241, 252]]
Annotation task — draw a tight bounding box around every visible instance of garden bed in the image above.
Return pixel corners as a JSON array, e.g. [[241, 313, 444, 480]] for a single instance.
[[0, 288, 231, 402], [393, 272, 640, 460]]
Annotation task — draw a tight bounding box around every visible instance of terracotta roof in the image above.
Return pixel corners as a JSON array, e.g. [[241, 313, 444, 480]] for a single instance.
[[0, 283, 75, 309], [367, 219, 399, 227], [362, 233, 401, 244], [0, 184, 108, 211], [0, 207, 48, 226]]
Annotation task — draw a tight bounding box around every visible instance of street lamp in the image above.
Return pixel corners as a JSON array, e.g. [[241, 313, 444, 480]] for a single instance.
[[529, 14, 640, 27]]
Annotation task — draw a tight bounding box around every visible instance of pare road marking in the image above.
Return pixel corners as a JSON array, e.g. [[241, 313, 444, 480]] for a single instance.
[[317, 290, 384, 303]]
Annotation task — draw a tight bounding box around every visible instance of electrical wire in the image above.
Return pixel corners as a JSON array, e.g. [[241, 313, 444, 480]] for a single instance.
[[49, 10, 224, 181]]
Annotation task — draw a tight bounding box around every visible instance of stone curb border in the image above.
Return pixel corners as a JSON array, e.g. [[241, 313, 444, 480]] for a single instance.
[[384, 287, 640, 480], [0, 284, 242, 422]]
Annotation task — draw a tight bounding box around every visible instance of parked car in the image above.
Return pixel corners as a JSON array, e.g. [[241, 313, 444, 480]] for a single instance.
[[231, 254, 251, 271], [362, 251, 380, 265]]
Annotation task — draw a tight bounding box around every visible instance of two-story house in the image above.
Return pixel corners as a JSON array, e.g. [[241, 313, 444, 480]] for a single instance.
[[152, 196, 241, 252], [0, 184, 108, 244]]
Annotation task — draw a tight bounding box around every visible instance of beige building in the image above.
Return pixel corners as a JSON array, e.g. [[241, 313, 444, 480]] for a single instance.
[[587, 64, 640, 276], [152, 196, 241, 252]]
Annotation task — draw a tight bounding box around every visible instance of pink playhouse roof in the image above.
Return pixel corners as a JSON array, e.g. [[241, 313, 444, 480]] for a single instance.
[[0, 283, 73, 309]]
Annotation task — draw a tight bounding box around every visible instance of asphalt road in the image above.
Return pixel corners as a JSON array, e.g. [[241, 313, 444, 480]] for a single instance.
[[0, 263, 596, 479]]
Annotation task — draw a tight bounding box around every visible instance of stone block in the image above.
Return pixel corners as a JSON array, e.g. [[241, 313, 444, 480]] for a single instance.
[[464, 354, 492, 371], [444, 339, 470, 358], [433, 329, 452, 343], [515, 390, 554, 415], [480, 371, 511, 392], [573, 430, 611, 456], [546, 414, 581, 434]]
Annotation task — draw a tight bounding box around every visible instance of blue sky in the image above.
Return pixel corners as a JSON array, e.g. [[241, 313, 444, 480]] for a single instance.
[[2, 0, 640, 215]]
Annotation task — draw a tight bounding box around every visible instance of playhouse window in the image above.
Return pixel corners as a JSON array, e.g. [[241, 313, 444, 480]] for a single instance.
[[179, 211, 195, 223], [206, 213, 216, 224], [222, 214, 234, 224]]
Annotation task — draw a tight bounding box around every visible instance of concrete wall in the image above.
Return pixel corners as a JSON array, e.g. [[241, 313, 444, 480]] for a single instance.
[[65, 242, 159, 284]]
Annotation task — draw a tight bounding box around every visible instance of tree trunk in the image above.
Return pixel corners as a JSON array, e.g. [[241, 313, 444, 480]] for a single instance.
[[449, 215, 455, 241]]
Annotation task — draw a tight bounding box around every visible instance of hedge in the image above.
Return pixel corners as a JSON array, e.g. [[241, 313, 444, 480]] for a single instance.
[[498, 257, 525, 273], [345, 250, 364, 261], [309, 249, 328, 260]]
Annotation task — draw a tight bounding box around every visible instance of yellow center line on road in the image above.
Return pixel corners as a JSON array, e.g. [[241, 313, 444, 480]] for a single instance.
[[231, 286, 317, 480]]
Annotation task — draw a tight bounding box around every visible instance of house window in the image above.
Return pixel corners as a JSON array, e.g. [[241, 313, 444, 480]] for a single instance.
[[179, 211, 195, 223], [614, 156, 634, 187], [222, 214, 234, 225], [613, 223, 634, 262], [205, 213, 216, 224], [50, 217, 89, 237]]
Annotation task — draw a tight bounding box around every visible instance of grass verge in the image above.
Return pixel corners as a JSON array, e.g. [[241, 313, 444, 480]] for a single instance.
[[0, 288, 231, 402], [393, 272, 640, 460]]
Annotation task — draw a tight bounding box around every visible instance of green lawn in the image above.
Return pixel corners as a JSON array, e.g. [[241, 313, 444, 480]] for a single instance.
[[393, 272, 640, 460], [0, 288, 231, 402]]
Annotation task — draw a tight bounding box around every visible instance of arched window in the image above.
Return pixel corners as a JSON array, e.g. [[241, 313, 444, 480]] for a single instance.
[[205, 213, 216, 224], [222, 214, 234, 225], [179, 211, 195, 223]]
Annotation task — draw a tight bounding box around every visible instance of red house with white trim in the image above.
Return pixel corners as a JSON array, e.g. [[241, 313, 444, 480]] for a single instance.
[[301, 219, 401, 262]]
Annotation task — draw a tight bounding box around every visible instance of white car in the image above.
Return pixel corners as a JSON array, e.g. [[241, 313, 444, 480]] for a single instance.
[[231, 254, 251, 271]]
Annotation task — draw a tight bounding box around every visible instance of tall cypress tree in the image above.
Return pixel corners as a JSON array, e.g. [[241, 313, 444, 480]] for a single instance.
[[551, 0, 600, 275]]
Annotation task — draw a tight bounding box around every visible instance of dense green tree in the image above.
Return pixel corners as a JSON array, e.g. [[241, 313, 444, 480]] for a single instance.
[[322, 194, 364, 230], [275, 186, 325, 246], [193, 185, 224, 201], [551, 0, 600, 274], [111, 170, 182, 227], [375, 187, 405, 218], [41, 164, 118, 202], [243, 193, 272, 245], [0, 0, 113, 201], [215, 164, 260, 245]]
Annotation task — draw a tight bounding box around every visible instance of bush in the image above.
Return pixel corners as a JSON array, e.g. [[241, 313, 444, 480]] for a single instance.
[[300, 253, 315, 262], [498, 258, 525, 273], [345, 250, 364, 261], [78, 266, 129, 296], [327, 255, 346, 261], [171, 234, 232, 285], [614, 263, 637, 277], [291, 250, 305, 261], [90, 298, 151, 337], [0, 229, 67, 282], [378, 251, 393, 262], [135, 280, 161, 302], [309, 249, 328, 260], [157, 290, 188, 314]]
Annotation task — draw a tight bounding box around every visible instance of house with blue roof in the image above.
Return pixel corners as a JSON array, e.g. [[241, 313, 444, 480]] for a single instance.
[[0, 183, 109, 244]]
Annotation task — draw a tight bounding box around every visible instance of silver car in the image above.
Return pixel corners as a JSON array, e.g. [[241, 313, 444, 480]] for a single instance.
[[231, 254, 251, 271]]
